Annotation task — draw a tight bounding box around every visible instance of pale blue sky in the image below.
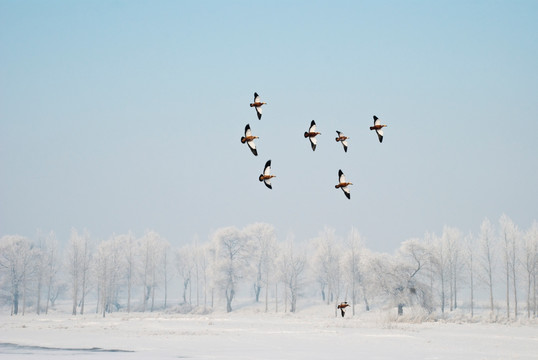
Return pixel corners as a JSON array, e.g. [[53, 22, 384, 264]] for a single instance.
[[1, 1, 537, 252]]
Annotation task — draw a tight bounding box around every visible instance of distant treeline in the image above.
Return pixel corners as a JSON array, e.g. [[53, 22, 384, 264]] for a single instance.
[[1, 215, 537, 320]]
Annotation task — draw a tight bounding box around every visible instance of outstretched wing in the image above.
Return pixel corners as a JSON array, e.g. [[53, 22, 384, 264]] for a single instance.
[[373, 115, 381, 127], [309, 136, 317, 151], [264, 178, 272, 189], [341, 140, 348, 152], [245, 124, 252, 137], [309, 120, 317, 132], [255, 106, 262, 120], [247, 140, 257, 156], [341, 186, 351, 199], [338, 169, 346, 184], [376, 129, 384, 143], [254, 92, 260, 102], [336, 130, 343, 137], [263, 160, 272, 176]]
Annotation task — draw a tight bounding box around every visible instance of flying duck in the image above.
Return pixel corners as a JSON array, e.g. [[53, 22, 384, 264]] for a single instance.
[[259, 160, 275, 189], [304, 120, 321, 151], [249, 92, 267, 120], [241, 124, 259, 156], [337, 302, 350, 317], [370, 115, 387, 143], [335, 131, 349, 152], [335, 169, 352, 199]]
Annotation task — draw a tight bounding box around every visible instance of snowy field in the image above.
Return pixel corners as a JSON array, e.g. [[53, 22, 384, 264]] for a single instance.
[[1, 305, 537, 360]]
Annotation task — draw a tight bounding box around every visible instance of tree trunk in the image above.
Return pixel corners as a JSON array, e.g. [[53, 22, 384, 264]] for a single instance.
[[527, 272, 531, 318], [512, 262, 518, 319], [226, 288, 234, 313], [254, 283, 261, 302], [264, 272, 269, 312], [363, 294, 370, 312], [36, 277, 42, 315], [275, 283, 278, 313], [470, 265, 474, 318], [488, 266, 494, 314], [127, 271, 132, 313], [506, 260, 510, 319], [290, 290, 297, 313], [13, 289, 19, 315]]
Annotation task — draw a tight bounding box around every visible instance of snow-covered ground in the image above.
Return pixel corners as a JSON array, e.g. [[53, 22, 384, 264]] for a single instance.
[[1, 305, 537, 359]]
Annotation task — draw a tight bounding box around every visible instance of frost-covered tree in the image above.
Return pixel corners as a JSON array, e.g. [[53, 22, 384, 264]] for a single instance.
[[96, 234, 127, 316], [176, 244, 194, 305], [429, 232, 448, 313], [342, 228, 368, 315], [523, 221, 538, 318], [139, 230, 165, 312], [395, 238, 433, 314], [162, 241, 171, 310], [479, 217, 496, 315], [312, 227, 341, 304], [0, 235, 35, 315], [66, 228, 93, 315], [123, 232, 136, 313], [196, 242, 212, 309], [463, 232, 476, 317], [442, 226, 463, 311], [367, 252, 408, 314], [34, 230, 62, 315], [278, 238, 306, 313], [244, 223, 278, 310], [212, 226, 249, 312], [500, 214, 520, 319], [42, 231, 61, 315]]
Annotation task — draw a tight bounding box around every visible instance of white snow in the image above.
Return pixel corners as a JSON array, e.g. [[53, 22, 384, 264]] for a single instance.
[[1, 305, 537, 360]]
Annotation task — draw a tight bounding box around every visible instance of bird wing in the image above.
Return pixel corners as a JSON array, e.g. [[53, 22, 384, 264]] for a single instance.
[[309, 120, 317, 132], [263, 160, 272, 176], [255, 106, 262, 120], [247, 140, 257, 156], [254, 92, 260, 102], [264, 178, 272, 189], [373, 115, 381, 127], [338, 169, 346, 184], [342, 140, 348, 152], [309, 136, 317, 151], [336, 130, 343, 137], [245, 124, 252, 137], [341, 186, 351, 199], [376, 129, 384, 143]]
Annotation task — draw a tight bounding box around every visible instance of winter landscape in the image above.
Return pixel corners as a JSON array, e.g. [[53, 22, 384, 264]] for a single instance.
[[1, 220, 538, 359], [2, 1, 538, 359]]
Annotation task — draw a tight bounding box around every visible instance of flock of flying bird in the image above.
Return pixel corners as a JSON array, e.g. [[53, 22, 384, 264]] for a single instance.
[[240, 92, 388, 199]]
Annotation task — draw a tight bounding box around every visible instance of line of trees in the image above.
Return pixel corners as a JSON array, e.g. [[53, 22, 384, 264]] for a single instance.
[[1, 216, 537, 320]]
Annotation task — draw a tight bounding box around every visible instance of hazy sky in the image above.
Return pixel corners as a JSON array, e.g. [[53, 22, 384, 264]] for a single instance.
[[1, 1, 537, 252]]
